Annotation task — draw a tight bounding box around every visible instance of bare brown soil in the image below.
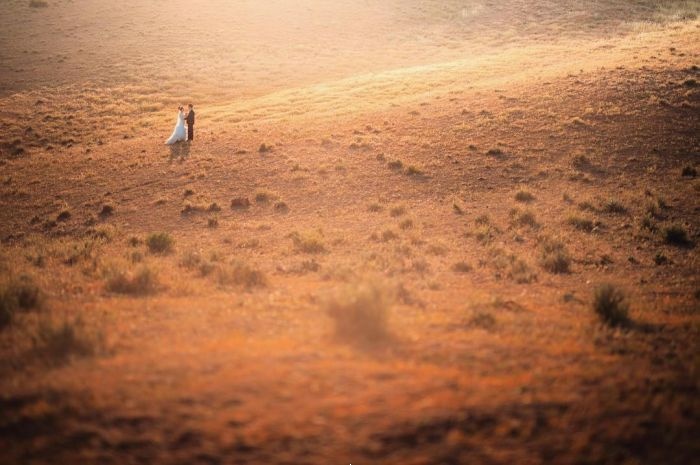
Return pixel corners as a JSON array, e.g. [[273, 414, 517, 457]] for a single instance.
[[1, 1, 699, 464]]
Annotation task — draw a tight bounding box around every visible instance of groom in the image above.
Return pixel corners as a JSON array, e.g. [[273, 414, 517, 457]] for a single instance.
[[185, 104, 195, 141]]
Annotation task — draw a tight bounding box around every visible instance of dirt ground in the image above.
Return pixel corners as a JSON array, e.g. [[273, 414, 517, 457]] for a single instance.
[[1, 1, 699, 464]]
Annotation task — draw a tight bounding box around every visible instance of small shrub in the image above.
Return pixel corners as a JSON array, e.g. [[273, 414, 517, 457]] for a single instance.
[[387, 160, 403, 170], [540, 238, 571, 274], [368, 203, 383, 212], [405, 165, 423, 176], [105, 265, 160, 295], [452, 200, 464, 215], [208, 202, 222, 212], [259, 143, 272, 153], [474, 214, 490, 225], [274, 201, 289, 213], [290, 231, 326, 254], [664, 224, 691, 246], [602, 200, 627, 214], [389, 205, 407, 217], [99, 204, 114, 217], [215, 261, 267, 289], [207, 218, 219, 228], [325, 280, 391, 344], [451, 261, 472, 273], [681, 166, 697, 178], [56, 210, 71, 222], [487, 148, 504, 157], [399, 219, 414, 230], [0, 275, 43, 328], [254, 190, 276, 203], [231, 197, 251, 209], [515, 210, 539, 229], [381, 229, 399, 242], [593, 284, 630, 327], [29, 0, 49, 7], [508, 259, 537, 284], [567, 215, 595, 232], [146, 232, 174, 254], [469, 312, 497, 330], [32, 317, 99, 364], [514, 190, 535, 203]]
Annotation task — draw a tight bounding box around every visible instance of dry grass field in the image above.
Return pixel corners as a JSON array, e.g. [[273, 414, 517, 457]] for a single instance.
[[1, 1, 699, 464]]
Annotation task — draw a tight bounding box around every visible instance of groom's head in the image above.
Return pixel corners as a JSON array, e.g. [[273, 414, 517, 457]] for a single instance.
[[188, 104, 193, 109]]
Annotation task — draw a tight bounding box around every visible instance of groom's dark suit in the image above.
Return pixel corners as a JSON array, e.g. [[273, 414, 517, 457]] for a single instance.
[[185, 109, 195, 141]]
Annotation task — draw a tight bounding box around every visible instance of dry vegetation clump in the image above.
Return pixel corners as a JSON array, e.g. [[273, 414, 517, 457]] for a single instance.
[[215, 261, 267, 289], [105, 264, 160, 296], [405, 165, 424, 176], [274, 201, 289, 213], [290, 231, 326, 254], [0, 274, 43, 328], [681, 165, 697, 178], [387, 159, 403, 171], [468, 311, 497, 330], [325, 279, 392, 344], [451, 261, 472, 273], [368, 203, 383, 213], [514, 190, 535, 203], [56, 209, 71, 222], [254, 189, 277, 203], [511, 209, 539, 229], [508, 259, 537, 284], [381, 229, 399, 242], [389, 204, 407, 217], [32, 316, 101, 364], [664, 223, 691, 246], [29, 0, 49, 8], [602, 200, 628, 214], [146, 232, 174, 254], [567, 215, 596, 232], [399, 218, 414, 230], [486, 148, 505, 159], [539, 237, 571, 274], [258, 143, 272, 153], [231, 197, 251, 209], [593, 284, 630, 327]]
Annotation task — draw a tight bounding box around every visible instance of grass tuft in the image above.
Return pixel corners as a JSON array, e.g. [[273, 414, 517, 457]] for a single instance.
[[146, 232, 174, 254], [325, 280, 391, 344], [593, 284, 630, 327]]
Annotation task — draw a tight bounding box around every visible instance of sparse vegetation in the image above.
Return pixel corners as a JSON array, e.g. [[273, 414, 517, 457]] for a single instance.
[[215, 261, 267, 289], [32, 316, 101, 364], [593, 284, 630, 327], [567, 215, 596, 232], [405, 165, 424, 176], [389, 205, 407, 217], [514, 190, 535, 202], [146, 232, 174, 254], [681, 165, 697, 178], [325, 280, 391, 344], [602, 200, 627, 214], [540, 237, 571, 274], [29, 0, 49, 8], [0, 274, 43, 328], [387, 160, 403, 170], [290, 231, 326, 254], [664, 224, 691, 246], [255, 189, 276, 203], [368, 203, 383, 212], [451, 261, 472, 273], [105, 264, 160, 296]]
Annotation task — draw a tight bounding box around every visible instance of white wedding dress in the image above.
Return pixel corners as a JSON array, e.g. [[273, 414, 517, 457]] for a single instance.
[[165, 111, 187, 145]]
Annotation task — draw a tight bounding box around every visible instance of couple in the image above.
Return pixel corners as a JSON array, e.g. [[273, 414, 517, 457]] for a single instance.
[[165, 104, 195, 145]]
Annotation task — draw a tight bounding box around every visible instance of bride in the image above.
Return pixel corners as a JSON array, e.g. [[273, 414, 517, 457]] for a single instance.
[[165, 106, 187, 144]]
